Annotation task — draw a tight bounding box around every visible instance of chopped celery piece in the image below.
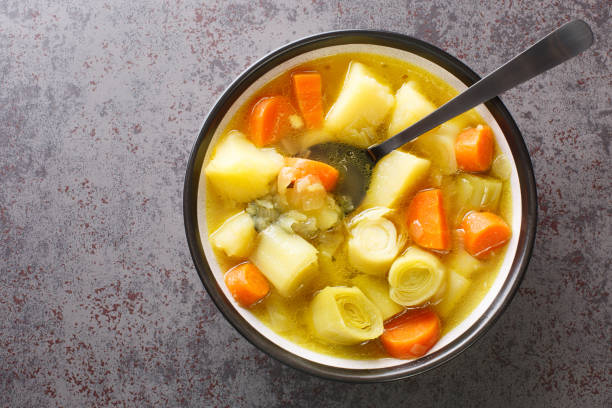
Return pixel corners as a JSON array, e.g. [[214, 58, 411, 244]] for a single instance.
[[277, 210, 318, 240], [246, 195, 282, 232], [452, 174, 502, 223]]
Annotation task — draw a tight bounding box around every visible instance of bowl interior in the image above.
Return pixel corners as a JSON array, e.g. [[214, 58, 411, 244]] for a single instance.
[[195, 44, 521, 369], [184, 32, 536, 381]]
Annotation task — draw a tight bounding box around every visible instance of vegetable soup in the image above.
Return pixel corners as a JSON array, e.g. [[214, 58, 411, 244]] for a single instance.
[[201, 52, 513, 360]]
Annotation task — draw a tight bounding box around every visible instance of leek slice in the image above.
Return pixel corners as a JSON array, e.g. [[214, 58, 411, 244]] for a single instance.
[[388, 246, 446, 306], [347, 208, 401, 276], [453, 174, 502, 223], [310, 286, 383, 345]]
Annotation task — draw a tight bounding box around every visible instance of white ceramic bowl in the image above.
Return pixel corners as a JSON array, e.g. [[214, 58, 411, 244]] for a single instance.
[[184, 31, 537, 382]]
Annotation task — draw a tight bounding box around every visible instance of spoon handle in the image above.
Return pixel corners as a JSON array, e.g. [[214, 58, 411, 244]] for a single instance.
[[368, 19, 594, 160]]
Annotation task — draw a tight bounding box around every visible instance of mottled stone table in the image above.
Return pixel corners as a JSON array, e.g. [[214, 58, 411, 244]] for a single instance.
[[1, 1, 610, 406]]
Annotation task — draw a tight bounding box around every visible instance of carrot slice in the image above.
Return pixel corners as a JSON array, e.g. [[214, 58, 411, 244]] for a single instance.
[[292, 72, 324, 129], [461, 211, 511, 259], [381, 308, 441, 359], [248, 96, 296, 147], [406, 189, 451, 251], [224, 262, 270, 308], [283, 157, 339, 191], [455, 124, 494, 172]]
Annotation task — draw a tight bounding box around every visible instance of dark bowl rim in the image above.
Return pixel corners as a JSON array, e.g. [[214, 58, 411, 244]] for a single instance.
[[183, 29, 538, 383]]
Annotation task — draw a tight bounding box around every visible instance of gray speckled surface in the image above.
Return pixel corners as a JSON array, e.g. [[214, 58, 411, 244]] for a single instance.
[[1, 1, 610, 406]]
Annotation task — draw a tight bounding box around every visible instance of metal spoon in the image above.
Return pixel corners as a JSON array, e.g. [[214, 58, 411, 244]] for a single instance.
[[303, 19, 593, 208]]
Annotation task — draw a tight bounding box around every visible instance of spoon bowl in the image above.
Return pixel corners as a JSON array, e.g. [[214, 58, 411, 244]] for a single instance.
[[303, 142, 374, 210]]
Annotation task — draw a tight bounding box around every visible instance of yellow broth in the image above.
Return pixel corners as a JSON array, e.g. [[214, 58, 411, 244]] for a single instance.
[[201, 52, 512, 360]]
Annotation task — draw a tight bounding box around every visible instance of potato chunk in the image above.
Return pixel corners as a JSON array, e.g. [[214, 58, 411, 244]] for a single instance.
[[446, 248, 484, 279], [362, 150, 430, 208], [205, 131, 284, 202], [388, 246, 446, 307], [435, 270, 470, 318], [388, 81, 436, 137], [353, 274, 403, 321], [211, 211, 257, 258], [325, 62, 394, 147], [304, 196, 342, 231], [250, 224, 318, 297]]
